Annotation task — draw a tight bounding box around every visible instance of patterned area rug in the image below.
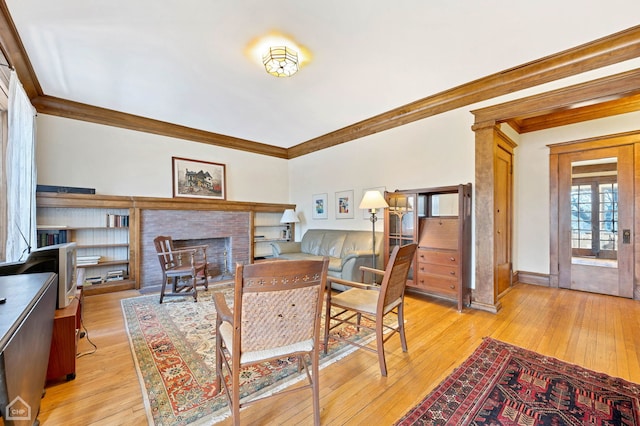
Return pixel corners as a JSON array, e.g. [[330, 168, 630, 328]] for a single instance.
[[396, 337, 640, 426], [122, 284, 381, 425]]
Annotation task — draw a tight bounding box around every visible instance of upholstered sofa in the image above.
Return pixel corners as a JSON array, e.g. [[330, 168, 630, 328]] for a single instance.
[[270, 229, 383, 291]]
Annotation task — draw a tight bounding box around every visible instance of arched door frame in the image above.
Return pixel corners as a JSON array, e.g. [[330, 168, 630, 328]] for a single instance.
[[471, 68, 640, 313]]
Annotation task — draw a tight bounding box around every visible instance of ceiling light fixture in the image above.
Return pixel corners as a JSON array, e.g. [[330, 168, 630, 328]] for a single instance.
[[262, 46, 299, 77]]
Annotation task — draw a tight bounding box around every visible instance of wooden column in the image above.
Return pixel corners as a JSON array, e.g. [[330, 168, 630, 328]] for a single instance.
[[472, 121, 501, 313]]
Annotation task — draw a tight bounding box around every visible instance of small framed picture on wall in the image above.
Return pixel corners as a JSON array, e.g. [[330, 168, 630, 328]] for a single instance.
[[335, 190, 354, 219], [312, 193, 328, 219]]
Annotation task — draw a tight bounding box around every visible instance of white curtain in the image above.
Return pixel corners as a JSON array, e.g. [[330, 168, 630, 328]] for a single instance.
[[5, 70, 36, 262]]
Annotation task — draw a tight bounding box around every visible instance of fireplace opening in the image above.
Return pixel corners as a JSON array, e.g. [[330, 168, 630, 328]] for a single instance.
[[174, 237, 234, 280]]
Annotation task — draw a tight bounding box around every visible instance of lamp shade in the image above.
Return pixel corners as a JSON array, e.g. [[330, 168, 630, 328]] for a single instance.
[[280, 209, 300, 223], [359, 190, 389, 210]]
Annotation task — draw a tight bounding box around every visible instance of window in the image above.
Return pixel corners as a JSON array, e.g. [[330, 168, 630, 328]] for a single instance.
[[571, 159, 618, 260], [0, 64, 8, 262]]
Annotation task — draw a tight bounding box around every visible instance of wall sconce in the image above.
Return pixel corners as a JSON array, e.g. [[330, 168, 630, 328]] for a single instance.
[[263, 46, 299, 77]]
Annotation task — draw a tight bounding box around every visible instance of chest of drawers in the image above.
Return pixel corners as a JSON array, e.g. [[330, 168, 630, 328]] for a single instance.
[[416, 248, 460, 296], [414, 217, 470, 311]]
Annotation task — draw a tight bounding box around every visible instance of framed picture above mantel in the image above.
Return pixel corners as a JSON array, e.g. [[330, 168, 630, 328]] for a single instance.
[[172, 157, 226, 200]]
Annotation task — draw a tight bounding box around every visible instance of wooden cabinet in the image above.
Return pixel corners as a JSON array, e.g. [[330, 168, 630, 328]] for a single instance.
[[385, 184, 471, 311], [0, 273, 57, 425], [47, 289, 82, 381], [252, 211, 293, 261]]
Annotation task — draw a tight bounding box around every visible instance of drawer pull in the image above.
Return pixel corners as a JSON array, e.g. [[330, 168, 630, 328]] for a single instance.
[[449, 257, 456, 262], [450, 285, 455, 289], [449, 271, 456, 275]]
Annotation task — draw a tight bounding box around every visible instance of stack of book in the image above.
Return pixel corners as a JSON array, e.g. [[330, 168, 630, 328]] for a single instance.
[[77, 255, 101, 265], [105, 270, 124, 281], [84, 276, 103, 285]]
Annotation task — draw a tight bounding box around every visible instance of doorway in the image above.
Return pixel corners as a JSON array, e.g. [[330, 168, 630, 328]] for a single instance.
[[554, 143, 634, 298]]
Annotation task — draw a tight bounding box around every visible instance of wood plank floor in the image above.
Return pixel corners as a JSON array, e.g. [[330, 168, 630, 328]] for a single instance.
[[37, 283, 640, 425]]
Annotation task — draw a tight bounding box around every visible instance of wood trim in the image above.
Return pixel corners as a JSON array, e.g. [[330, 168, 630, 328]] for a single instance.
[[548, 129, 640, 154], [1, 3, 639, 159], [472, 68, 640, 127], [635, 143, 640, 299], [0, 1, 41, 98], [516, 271, 550, 287], [508, 92, 640, 133], [35, 192, 295, 212]]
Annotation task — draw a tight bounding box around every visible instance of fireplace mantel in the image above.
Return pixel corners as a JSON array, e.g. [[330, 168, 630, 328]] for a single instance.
[[36, 192, 294, 213]]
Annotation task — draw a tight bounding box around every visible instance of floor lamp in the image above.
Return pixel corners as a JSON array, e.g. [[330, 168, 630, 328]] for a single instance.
[[359, 191, 389, 274]]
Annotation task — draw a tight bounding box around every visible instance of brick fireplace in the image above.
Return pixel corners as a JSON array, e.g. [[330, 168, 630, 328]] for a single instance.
[[139, 209, 250, 289]]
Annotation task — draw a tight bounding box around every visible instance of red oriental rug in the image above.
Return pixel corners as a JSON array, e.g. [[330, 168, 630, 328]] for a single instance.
[[122, 284, 385, 425], [396, 337, 640, 426]]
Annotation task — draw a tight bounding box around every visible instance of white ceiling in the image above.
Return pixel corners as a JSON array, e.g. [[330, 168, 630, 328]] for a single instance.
[[5, 0, 640, 148]]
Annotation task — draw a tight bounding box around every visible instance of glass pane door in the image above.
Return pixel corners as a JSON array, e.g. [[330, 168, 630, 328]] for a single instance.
[[386, 193, 417, 280]]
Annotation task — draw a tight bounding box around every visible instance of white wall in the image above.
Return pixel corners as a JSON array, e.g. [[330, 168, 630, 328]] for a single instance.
[[288, 109, 475, 235], [36, 115, 290, 203]]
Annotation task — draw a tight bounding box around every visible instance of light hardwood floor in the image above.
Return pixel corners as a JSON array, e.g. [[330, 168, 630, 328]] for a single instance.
[[37, 283, 640, 425]]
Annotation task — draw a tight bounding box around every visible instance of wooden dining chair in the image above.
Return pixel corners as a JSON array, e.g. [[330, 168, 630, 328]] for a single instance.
[[214, 258, 329, 425], [323, 243, 417, 376], [153, 235, 209, 303]]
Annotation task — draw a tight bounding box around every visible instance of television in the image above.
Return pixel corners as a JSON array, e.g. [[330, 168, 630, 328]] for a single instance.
[[0, 242, 78, 309]]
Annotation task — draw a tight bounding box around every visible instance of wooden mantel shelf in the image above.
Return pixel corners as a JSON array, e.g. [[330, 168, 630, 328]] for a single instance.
[[36, 192, 295, 212]]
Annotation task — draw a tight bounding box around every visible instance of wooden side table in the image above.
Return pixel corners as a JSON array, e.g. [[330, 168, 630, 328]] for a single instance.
[[47, 289, 82, 381]]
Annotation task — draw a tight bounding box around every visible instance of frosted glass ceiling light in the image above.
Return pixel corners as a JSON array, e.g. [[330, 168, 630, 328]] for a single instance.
[[262, 46, 299, 77]]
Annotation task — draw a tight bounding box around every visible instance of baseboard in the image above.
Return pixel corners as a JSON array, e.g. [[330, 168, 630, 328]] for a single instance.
[[515, 270, 550, 287], [469, 300, 501, 314]]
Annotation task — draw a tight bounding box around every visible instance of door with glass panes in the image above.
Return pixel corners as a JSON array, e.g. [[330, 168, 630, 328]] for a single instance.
[[558, 145, 633, 297], [384, 192, 419, 286]]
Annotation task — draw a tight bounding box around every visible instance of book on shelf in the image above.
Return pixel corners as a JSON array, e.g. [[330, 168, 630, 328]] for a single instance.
[[106, 213, 130, 228], [37, 229, 68, 247]]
